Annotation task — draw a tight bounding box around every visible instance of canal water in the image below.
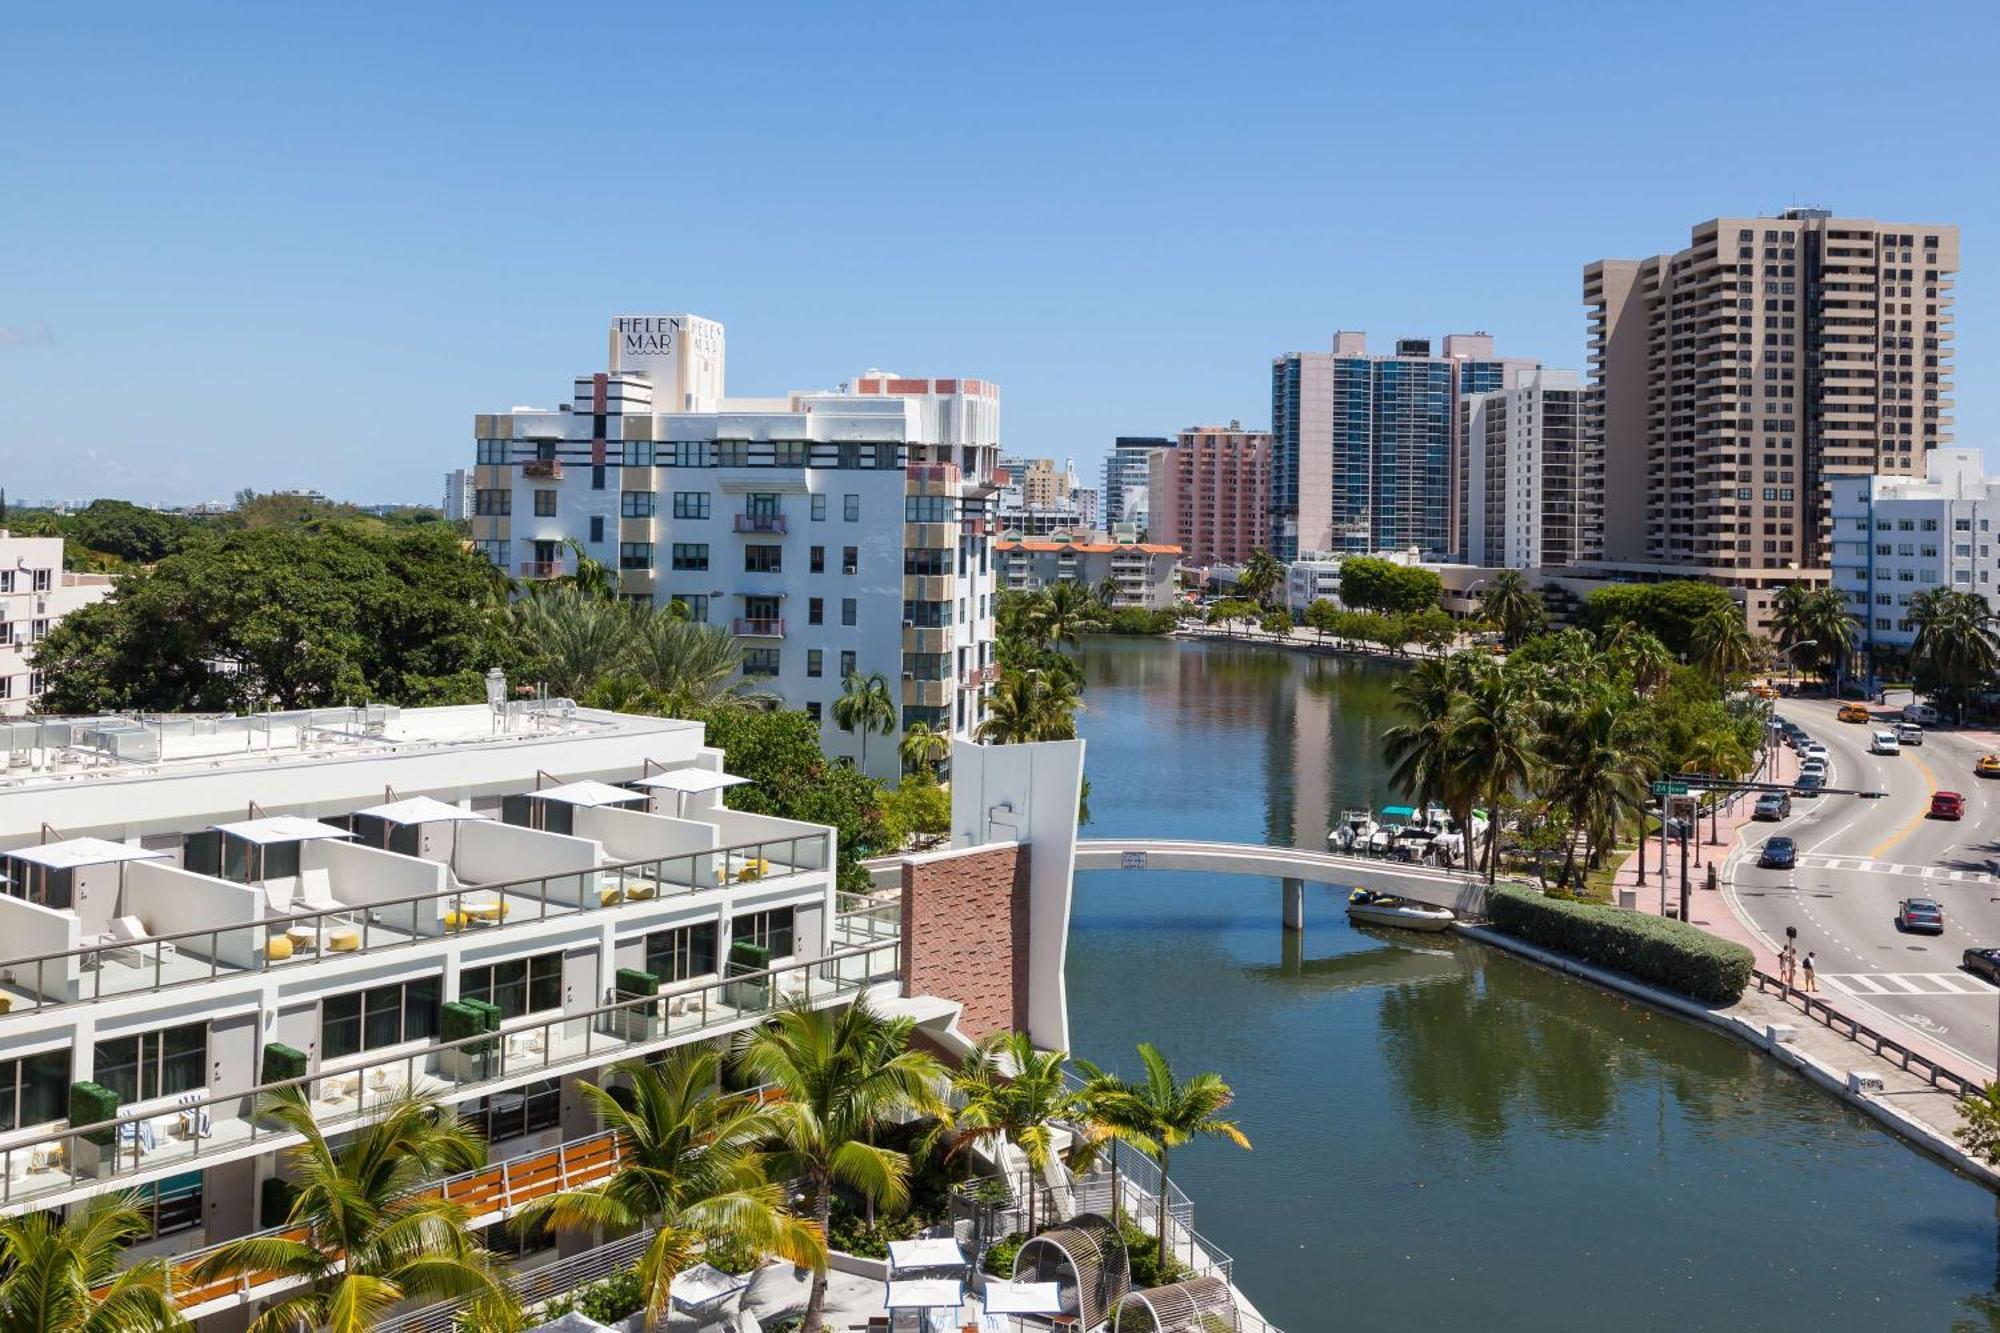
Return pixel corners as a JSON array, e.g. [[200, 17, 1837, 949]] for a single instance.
[[1066, 636, 2000, 1332]]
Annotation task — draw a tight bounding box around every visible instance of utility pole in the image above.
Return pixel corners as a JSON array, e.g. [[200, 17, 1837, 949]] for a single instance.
[[1679, 825, 1691, 923]]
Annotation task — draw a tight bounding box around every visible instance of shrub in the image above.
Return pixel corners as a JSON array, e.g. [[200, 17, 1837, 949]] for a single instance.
[[69, 1081, 118, 1146], [261, 1042, 308, 1084], [1120, 1216, 1189, 1289], [1101, 607, 1177, 635], [828, 1209, 923, 1258], [1485, 883, 1753, 1004], [982, 1231, 1027, 1276], [574, 1267, 646, 1324]]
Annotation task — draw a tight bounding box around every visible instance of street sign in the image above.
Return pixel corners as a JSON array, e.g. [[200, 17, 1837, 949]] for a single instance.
[[1120, 851, 1147, 870], [1650, 781, 1690, 797]]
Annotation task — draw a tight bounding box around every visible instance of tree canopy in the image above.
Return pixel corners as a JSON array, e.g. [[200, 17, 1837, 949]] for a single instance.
[[1338, 557, 1442, 615], [1580, 581, 1741, 658]]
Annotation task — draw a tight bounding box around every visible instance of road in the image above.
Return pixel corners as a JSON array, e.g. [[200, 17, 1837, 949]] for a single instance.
[[1723, 697, 2000, 1074]]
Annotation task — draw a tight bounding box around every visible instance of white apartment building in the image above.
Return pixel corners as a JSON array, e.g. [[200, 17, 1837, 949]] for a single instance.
[[0, 699, 1085, 1325], [1829, 448, 2000, 651], [1459, 368, 1585, 569], [996, 539, 1182, 609], [443, 468, 473, 521], [0, 533, 114, 716], [1282, 547, 1423, 613], [471, 316, 1003, 780]]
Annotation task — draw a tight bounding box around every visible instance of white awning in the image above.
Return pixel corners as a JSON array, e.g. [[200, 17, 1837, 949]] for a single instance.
[[213, 817, 356, 846], [884, 1279, 963, 1310], [4, 838, 172, 871], [629, 768, 751, 795], [351, 796, 493, 826], [887, 1237, 967, 1272], [532, 780, 647, 808], [982, 1281, 1065, 1315], [668, 1261, 749, 1307]]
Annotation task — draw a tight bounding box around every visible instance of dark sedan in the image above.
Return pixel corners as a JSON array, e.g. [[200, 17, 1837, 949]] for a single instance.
[[1753, 792, 1792, 821], [1759, 836, 1797, 869], [1964, 948, 2000, 986]]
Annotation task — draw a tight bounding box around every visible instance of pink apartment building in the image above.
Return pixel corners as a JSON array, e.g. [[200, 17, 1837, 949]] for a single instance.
[[1149, 423, 1272, 570]]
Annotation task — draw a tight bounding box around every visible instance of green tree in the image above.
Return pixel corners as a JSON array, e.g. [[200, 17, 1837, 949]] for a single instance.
[[1789, 587, 1859, 687], [1258, 606, 1294, 638], [882, 770, 952, 843], [1303, 598, 1341, 643], [1477, 571, 1546, 648], [1382, 655, 1479, 855], [1687, 605, 1762, 687], [1581, 581, 1741, 658], [513, 1049, 825, 1329], [557, 538, 616, 600], [512, 586, 635, 699], [695, 708, 890, 893], [62, 499, 197, 565], [976, 668, 1081, 743], [832, 671, 897, 770], [951, 1032, 1112, 1232], [627, 611, 766, 713], [1074, 1043, 1250, 1275], [1600, 622, 1675, 694], [1402, 608, 1459, 657], [736, 997, 948, 1333], [190, 1090, 508, 1333], [1338, 557, 1442, 615], [1203, 598, 1260, 638], [898, 720, 952, 775], [1457, 662, 1542, 882], [1236, 549, 1285, 607], [1956, 1082, 2000, 1167], [1541, 692, 1655, 888], [1908, 588, 2000, 719], [0, 1193, 184, 1333]]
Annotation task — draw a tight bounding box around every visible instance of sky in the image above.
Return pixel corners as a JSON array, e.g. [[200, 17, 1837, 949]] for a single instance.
[[3, 2, 1998, 507]]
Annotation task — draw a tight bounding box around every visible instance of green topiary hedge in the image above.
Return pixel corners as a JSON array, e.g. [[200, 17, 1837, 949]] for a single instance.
[[69, 1081, 119, 1146], [1486, 883, 1753, 1004]]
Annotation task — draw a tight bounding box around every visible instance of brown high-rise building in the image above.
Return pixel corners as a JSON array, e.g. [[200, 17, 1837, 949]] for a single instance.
[[1149, 423, 1271, 569], [1584, 210, 1958, 613]]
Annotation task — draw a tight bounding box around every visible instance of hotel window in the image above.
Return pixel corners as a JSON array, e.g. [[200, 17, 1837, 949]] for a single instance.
[[135, 1171, 205, 1241], [743, 649, 780, 677], [477, 440, 509, 464], [670, 594, 709, 623], [671, 441, 708, 468], [619, 543, 654, 570], [622, 442, 656, 467], [731, 908, 795, 959], [844, 495, 861, 522], [904, 600, 950, 628], [810, 546, 825, 573], [0, 1049, 70, 1132], [622, 491, 657, 518], [775, 441, 809, 467], [905, 495, 954, 523], [463, 1079, 560, 1143], [592, 465, 607, 491], [904, 548, 954, 575], [716, 440, 751, 468], [839, 650, 856, 677], [533, 490, 558, 517], [475, 489, 511, 516], [671, 544, 709, 571], [320, 977, 441, 1060], [673, 492, 710, 520], [808, 649, 823, 678], [94, 1023, 207, 1105], [811, 494, 827, 522], [459, 952, 563, 1020], [809, 597, 824, 625], [842, 547, 859, 575], [841, 598, 857, 627], [645, 922, 719, 982], [589, 517, 605, 543], [744, 545, 783, 573], [805, 702, 822, 723]]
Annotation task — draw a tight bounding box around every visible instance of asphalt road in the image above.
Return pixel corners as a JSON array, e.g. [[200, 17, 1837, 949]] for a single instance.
[[1723, 697, 2000, 1074]]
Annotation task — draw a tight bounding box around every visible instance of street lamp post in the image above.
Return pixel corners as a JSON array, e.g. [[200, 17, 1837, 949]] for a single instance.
[[1779, 639, 1818, 688]]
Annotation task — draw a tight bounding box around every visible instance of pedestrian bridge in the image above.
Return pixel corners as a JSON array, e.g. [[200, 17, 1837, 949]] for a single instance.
[[1073, 838, 1489, 923]]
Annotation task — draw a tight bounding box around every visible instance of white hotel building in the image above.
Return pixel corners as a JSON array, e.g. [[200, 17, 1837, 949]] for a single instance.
[[0, 701, 1085, 1327], [0, 533, 114, 717], [470, 315, 1003, 780], [1829, 448, 2000, 652]]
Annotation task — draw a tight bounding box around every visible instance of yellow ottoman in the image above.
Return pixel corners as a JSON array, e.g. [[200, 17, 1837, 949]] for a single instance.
[[328, 929, 361, 953], [267, 936, 294, 961]]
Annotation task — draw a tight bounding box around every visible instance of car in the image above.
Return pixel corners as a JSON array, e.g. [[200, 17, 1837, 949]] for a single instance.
[[1898, 897, 1945, 934], [1838, 703, 1872, 723], [1897, 723, 1924, 746], [1753, 792, 1792, 821], [1870, 729, 1902, 756], [1963, 948, 2000, 985], [1977, 754, 2000, 779], [1759, 836, 1797, 869], [1794, 773, 1825, 798], [1931, 791, 1966, 820], [1801, 741, 1829, 760], [1750, 684, 1780, 700], [1905, 703, 1940, 726], [1798, 759, 1829, 780]]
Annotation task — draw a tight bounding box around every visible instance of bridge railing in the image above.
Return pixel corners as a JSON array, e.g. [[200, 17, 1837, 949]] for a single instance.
[[1751, 969, 1985, 1099]]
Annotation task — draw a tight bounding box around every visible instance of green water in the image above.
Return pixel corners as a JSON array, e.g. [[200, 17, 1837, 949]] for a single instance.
[[1067, 636, 2000, 1332]]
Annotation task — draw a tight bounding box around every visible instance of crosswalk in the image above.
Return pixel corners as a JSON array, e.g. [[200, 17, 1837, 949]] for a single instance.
[[1792, 853, 1991, 882], [1822, 971, 1998, 997]]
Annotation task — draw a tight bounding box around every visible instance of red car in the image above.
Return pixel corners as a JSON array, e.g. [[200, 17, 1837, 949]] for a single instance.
[[1931, 791, 1966, 820]]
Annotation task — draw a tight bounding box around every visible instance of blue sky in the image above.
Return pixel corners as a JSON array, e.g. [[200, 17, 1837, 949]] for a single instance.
[[3, 2, 1997, 506]]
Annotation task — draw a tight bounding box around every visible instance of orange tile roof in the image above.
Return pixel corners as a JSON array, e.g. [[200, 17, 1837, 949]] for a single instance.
[[995, 540, 1183, 555]]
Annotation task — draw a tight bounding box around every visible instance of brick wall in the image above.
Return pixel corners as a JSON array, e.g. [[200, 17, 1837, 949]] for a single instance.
[[900, 842, 1029, 1041]]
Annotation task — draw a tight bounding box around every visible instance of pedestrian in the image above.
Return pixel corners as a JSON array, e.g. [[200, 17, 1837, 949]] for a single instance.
[[1802, 951, 1817, 993], [1778, 944, 1790, 986], [1784, 943, 1797, 987]]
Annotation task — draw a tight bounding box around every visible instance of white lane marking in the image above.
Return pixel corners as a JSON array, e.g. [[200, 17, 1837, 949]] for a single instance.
[[1824, 972, 1999, 996]]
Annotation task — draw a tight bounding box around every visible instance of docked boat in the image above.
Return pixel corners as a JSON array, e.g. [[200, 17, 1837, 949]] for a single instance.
[[1328, 810, 1379, 852], [1345, 888, 1456, 933]]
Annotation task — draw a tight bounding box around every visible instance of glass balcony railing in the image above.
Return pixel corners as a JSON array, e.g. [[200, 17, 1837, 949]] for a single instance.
[[0, 940, 900, 1212], [0, 834, 829, 1021]]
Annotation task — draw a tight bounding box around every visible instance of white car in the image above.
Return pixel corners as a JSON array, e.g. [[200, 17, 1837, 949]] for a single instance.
[[1905, 703, 1940, 726], [1799, 759, 1829, 780], [1871, 729, 1901, 756], [1801, 742, 1830, 761]]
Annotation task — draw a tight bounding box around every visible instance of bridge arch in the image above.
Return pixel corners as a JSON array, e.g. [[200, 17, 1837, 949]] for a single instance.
[[1072, 838, 1489, 924]]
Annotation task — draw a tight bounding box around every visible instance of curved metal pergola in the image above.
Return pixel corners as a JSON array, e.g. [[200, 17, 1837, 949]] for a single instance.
[[1011, 1211, 1129, 1331], [1111, 1274, 1238, 1333]]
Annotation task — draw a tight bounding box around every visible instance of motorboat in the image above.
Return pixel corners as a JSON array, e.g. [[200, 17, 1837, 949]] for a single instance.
[[1345, 888, 1455, 933], [1328, 810, 1378, 852]]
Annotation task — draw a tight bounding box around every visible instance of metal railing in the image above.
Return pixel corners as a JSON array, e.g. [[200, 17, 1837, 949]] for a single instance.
[[731, 616, 786, 637], [384, 1229, 656, 1333], [732, 513, 787, 534], [0, 832, 828, 1020], [1752, 969, 1986, 1098], [517, 560, 560, 579], [0, 940, 901, 1211]]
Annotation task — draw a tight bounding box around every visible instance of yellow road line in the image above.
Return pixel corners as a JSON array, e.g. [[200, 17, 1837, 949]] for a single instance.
[[1869, 749, 1939, 860]]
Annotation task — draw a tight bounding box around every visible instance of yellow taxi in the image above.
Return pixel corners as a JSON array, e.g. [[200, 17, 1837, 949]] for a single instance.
[[1976, 754, 2000, 779], [1750, 684, 1780, 700], [1837, 703, 1872, 723]]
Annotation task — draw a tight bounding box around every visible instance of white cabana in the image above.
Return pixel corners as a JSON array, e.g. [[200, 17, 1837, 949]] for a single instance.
[[631, 768, 751, 816], [213, 817, 356, 845], [982, 1281, 1065, 1315], [5, 838, 171, 870], [668, 1262, 750, 1320], [531, 780, 648, 808], [351, 796, 492, 826], [885, 1278, 964, 1311], [887, 1237, 968, 1274]]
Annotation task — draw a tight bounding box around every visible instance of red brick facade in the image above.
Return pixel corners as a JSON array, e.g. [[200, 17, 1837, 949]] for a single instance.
[[900, 843, 1029, 1041]]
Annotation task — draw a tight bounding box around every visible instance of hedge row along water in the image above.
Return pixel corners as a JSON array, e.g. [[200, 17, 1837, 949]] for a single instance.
[[1487, 884, 1754, 1005]]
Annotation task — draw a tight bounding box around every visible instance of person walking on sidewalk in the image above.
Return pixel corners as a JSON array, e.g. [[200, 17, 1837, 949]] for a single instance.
[[1778, 943, 1793, 987], [1802, 951, 1818, 993]]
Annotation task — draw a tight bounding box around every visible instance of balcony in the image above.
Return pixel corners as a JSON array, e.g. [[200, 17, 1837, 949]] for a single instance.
[[961, 663, 1001, 688], [732, 617, 786, 638], [522, 459, 564, 480], [518, 560, 561, 579], [733, 513, 787, 535]]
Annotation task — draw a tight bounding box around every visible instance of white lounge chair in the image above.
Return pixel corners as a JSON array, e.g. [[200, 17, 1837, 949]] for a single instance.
[[175, 1091, 212, 1139], [107, 916, 176, 964]]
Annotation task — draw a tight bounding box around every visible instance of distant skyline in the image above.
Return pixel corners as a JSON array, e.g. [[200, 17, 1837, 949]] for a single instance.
[[3, 2, 1996, 504]]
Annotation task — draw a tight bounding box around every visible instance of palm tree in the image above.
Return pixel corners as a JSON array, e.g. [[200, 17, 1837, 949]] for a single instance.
[[1541, 693, 1653, 887], [1035, 581, 1103, 652], [1688, 606, 1762, 687], [190, 1089, 507, 1333], [898, 720, 952, 775], [950, 1031, 1111, 1233], [735, 997, 948, 1333], [1074, 1043, 1249, 1275], [1455, 662, 1542, 882], [1768, 582, 1812, 660], [512, 585, 635, 697], [1382, 655, 1478, 853], [1792, 587, 1859, 688], [0, 1193, 183, 1333], [1909, 588, 2000, 720], [1601, 623, 1675, 695], [559, 537, 617, 600], [1236, 549, 1285, 608], [629, 610, 769, 713], [513, 1048, 824, 1329], [976, 668, 1081, 743], [1682, 727, 1752, 846], [1477, 571, 1545, 649], [832, 671, 897, 769]]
